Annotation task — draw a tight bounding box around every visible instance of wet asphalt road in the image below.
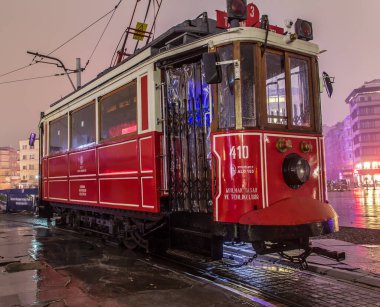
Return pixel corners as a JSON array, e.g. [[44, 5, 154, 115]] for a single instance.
[[0, 214, 267, 307], [328, 189, 380, 229]]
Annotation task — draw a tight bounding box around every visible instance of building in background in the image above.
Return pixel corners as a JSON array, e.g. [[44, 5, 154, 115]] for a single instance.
[[19, 140, 39, 188], [0, 147, 19, 189], [324, 115, 354, 185], [346, 79, 380, 187], [341, 115, 354, 180]]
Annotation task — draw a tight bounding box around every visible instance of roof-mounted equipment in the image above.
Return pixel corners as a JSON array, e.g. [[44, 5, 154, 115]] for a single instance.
[[295, 19, 313, 41], [227, 0, 247, 27]]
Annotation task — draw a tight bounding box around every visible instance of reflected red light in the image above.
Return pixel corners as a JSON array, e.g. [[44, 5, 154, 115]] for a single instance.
[[301, 22, 312, 36]]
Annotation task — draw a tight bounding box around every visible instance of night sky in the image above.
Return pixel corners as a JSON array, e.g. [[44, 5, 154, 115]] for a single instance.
[[0, 0, 379, 147]]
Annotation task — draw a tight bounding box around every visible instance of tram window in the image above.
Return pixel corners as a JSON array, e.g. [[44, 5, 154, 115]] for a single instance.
[[70, 103, 96, 149], [290, 57, 311, 127], [49, 115, 68, 154], [241, 44, 256, 127], [100, 81, 137, 141], [265, 53, 287, 125], [218, 45, 235, 129]]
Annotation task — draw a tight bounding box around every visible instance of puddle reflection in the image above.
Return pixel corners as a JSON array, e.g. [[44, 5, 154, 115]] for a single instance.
[[329, 189, 380, 229]]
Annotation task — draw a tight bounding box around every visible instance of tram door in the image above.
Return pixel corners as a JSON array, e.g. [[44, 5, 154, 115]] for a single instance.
[[164, 61, 212, 213]]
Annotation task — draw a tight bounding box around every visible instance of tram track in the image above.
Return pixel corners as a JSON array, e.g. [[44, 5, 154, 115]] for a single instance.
[[6, 215, 380, 306], [13, 217, 285, 306], [150, 251, 300, 307], [149, 245, 380, 307], [26, 219, 295, 306]]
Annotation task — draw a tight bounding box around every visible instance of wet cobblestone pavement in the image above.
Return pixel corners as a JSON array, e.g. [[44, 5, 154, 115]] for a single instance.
[[1, 213, 380, 306], [209, 260, 380, 307]]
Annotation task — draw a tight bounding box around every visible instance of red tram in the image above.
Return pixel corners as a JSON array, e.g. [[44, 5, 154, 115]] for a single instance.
[[36, 1, 338, 259]]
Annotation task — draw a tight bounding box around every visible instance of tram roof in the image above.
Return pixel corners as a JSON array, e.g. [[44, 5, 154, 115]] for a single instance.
[[43, 15, 319, 119]]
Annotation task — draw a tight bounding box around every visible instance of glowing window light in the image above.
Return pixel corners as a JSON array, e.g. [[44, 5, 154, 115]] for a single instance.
[[363, 162, 371, 169], [372, 162, 380, 169], [355, 163, 362, 170], [374, 174, 380, 181]]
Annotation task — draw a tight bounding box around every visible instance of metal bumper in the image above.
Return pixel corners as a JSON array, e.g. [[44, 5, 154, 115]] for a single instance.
[[238, 197, 339, 242]]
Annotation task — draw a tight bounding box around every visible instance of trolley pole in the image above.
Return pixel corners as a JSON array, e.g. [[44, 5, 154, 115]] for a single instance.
[[76, 58, 81, 89], [27, 51, 76, 91]]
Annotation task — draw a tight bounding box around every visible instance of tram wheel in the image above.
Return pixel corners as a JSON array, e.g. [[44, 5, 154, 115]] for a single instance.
[[123, 231, 139, 250], [121, 218, 148, 250], [68, 210, 81, 230]]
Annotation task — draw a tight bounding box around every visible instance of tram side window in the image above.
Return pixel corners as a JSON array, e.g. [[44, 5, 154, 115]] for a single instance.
[[241, 44, 256, 127], [71, 103, 96, 149], [265, 53, 287, 125], [100, 81, 137, 141], [49, 115, 68, 154], [218, 45, 235, 129], [290, 57, 311, 127]]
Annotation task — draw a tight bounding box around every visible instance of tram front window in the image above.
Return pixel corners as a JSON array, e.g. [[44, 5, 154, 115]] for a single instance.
[[241, 44, 256, 127], [265, 52, 287, 125], [217, 45, 235, 129], [290, 57, 311, 127]]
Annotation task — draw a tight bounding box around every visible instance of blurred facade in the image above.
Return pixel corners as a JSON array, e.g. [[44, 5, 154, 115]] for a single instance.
[[19, 139, 39, 188], [324, 117, 354, 183], [342, 116, 354, 179], [346, 79, 380, 187], [0, 147, 19, 189]]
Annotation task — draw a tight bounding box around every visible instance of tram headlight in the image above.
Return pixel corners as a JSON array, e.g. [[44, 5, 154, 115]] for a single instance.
[[282, 153, 310, 189], [295, 19, 313, 41], [227, 0, 247, 21]]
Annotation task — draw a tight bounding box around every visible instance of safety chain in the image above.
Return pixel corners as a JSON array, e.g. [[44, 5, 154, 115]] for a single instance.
[[221, 253, 258, 268], [278, 248, 312, 270]]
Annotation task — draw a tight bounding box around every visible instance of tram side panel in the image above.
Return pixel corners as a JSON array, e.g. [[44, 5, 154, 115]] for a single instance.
[[42, 133, 162, 213]]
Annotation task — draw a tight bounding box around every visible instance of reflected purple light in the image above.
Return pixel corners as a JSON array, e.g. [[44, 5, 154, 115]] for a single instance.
[[329, 189, 380, 229]]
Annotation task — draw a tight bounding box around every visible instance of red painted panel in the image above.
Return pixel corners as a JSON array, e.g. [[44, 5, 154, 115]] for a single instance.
[[239, 197, 337, 226], [212, 133, 263, 223], [43, 181, 48, 199], [48, 155, 68, 178], [98, 140, 138, 175], [48, 180, 69, 201], [44, 122, 48, 157], [99, 178, 140, 207], [69, 149, 97, 176], [70, 179, 98, 203], [140, 137, 154, 173], [42, 159, 48, 179], [141, 75, 149, 131], [319, 137, 327, 202], [141, 177, 156, 208], [265, 134, 320, 206]]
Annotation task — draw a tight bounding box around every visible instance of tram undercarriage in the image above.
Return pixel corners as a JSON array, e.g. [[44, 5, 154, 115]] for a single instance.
[[44, 200, 334, 261]]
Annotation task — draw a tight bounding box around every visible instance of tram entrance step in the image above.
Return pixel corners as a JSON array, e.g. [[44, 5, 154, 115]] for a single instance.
[[170, 227, 223, 260]]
